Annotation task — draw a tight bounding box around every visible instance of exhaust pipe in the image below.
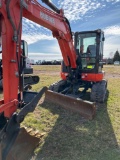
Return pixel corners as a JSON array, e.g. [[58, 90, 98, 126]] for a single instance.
[[42, 0, 60, 14]]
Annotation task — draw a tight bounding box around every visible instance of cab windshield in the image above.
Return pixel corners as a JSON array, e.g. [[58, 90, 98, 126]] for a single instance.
[[76, 33, 97, 69]]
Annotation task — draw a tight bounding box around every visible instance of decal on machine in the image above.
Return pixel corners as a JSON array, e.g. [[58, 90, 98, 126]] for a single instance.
[[40, 12, 55, 25]]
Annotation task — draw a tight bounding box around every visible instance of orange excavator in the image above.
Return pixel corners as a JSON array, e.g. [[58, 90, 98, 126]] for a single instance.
[[47, 29, 107, 106], [0, 0, 107, 159]]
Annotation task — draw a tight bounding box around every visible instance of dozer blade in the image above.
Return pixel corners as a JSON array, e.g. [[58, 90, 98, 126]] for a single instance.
[[0, 127, 39, 160], [45, 90, 96, 120]]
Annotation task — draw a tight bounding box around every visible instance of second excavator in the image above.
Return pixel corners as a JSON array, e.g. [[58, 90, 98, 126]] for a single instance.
[[47, 29, 107, 109]]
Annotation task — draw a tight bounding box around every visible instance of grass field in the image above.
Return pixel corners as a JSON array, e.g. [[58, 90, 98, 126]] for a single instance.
[[1, 65, 120, 160], [22, 65, 120, 160]]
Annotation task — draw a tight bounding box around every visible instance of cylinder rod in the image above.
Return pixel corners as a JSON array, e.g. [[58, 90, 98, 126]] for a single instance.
[[42, 0, 60, 14]]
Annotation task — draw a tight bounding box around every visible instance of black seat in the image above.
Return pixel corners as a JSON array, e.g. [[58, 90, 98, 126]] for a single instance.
[[87, 45, 96, 56]]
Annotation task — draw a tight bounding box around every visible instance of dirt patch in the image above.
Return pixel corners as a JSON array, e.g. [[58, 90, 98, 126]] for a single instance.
[[34, 70, 60, 76], [103, 65, 120, 79], [105, 72, 120, 79]]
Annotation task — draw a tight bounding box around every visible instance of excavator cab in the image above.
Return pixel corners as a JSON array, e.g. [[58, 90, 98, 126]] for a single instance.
[[75, 29, 105, 76], [61, 29, 105, 82]]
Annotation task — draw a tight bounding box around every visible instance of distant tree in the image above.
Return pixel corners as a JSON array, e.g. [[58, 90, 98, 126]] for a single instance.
[[113, 50, 120, 62]]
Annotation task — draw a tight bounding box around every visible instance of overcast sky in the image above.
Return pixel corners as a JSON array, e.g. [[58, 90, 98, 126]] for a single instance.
[[22, 0, 120, 60]]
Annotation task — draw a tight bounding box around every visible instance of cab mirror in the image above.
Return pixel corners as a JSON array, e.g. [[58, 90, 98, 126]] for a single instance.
[[102, 37, 105, 41]]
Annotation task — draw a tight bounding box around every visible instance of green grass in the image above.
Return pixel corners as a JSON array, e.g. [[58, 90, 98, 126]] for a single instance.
[[1, 65, 120, 160], [22, 65, 120, 160], [33, 65, 61, 72], [32, 74, 60, 91]]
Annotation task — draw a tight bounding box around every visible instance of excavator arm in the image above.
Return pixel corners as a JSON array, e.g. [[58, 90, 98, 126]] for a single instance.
[[0, 0, 78, 118], [0, 0, 77, 119]]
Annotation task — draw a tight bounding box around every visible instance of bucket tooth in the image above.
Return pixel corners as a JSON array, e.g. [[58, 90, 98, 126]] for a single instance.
[[45, 90, 96, 120]]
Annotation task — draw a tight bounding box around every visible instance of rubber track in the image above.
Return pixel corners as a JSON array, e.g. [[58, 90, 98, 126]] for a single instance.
[[49, 80, 66, 92], [90, 80, 107, 103]]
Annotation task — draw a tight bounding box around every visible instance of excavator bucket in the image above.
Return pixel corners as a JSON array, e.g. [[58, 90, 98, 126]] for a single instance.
[[0, 87, 48, 160], [45, 90, 96, 120], [0, 127, 39, 160]]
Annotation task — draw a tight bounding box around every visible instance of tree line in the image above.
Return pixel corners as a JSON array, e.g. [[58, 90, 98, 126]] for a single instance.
[[113, 50, 120, 62]]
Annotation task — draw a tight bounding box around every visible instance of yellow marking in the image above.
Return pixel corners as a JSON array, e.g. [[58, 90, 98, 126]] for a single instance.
[[87, 65, 93, 69]]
